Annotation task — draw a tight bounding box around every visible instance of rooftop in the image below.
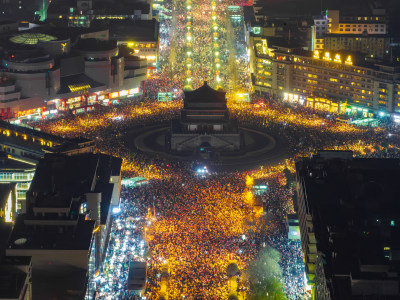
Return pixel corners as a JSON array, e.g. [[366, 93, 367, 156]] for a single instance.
[[296, 153, 400, 296], [0, 120, 66, 145], [9, 33, 57, 45], [184, 82, 226, 105], [0, 265, 28, 299], [29, 153, 100, 201], [33, 267, 87, 300], [57, 73, 105, 95], [28, 153, 121, 221], [8, 214, 95, 250], [0, 153, 36, 172], [92, 19, 159, 41], [75, 38, 117, 52]]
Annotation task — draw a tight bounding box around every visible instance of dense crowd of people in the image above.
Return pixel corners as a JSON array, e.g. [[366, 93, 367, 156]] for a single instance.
[[31, 0, 400, 298]]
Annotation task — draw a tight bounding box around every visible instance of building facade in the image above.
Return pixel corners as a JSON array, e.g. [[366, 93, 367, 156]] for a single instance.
[[170, 82, 241, 153], [250, 36, 400, 116], [0, 155, 35, 214], [47, 0, 154, 28], [6, 152, 122, 299], [295, 151, 400, 299], [312, 9, 388, 52], [324, 34, 390, 59], [0, 28, 147, 120]]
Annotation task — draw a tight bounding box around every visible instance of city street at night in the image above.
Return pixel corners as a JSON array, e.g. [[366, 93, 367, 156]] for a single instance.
[[17, 0, 400, 299]]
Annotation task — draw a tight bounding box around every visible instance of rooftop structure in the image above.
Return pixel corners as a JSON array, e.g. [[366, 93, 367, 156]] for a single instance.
[[0, 24, 147, 120], [170, 82, 241, 154], [6, 151, 122, 299], [0, 119, 95, 161], [9, 33, 57, 45], [296, 151, 400, 299]]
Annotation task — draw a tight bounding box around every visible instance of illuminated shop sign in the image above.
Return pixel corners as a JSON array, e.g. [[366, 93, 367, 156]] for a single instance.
[[313, 51, 353, 65]]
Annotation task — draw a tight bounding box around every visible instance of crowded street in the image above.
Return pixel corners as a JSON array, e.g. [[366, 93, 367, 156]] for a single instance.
[[32, 0, 400, 299]]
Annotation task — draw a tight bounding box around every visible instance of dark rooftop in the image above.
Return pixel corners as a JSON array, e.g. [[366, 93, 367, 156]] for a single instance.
[[0, 120, 66, 145], [0, 265, 27, 299], [75, 38, 117, 52], [92, 19, 159, 41], [28, 153, 121, 220], [57, 73, 105, 95], [0, 20, 17, 26], [296, 154, 400, 296], [184, 82, 226, 105], [0, 153, 36, 172], [28, 153, 99, 203], [8, 214, 95, 250]]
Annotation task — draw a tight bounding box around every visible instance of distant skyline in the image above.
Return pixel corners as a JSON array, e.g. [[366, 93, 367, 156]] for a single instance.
[[257, 0, 396, 16]]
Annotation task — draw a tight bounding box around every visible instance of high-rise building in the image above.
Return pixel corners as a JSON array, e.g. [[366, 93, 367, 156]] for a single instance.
[[249, 36, 400, 117], [6, 152, 122, 299], [296, 151, 400, 299], [312, 9, 388, 53]]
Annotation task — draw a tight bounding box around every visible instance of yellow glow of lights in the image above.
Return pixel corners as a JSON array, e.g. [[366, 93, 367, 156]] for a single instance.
[[334, 54, 342, 63], [68, 84, 91, 92], [244, 191, 254, 206], [313, 50, 320, 59], [246, 175, 254, 187], [4, 191, 12, 223], [345, 55, 353, 65], [323, 52, 332, 61]]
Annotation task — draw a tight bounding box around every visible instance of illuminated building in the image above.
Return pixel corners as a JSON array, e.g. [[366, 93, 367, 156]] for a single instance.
[[0, 119, 95, 160], [47, 0, 154, 28], [92, 19, 160, 73], [6, 152, 122, 299], [0, 27, 147, 119], [326, 10, 387, 35], [0, 183, 16, 223], [250, 37, 400, 116], [324, 34, 390, 59], [312, 9, 388, 54], [296, 151, 400, 299], [0, 153, 35, 214], [170, 81, 241, 153], [247, 16, 315, 52], [0, 119, 99, 215]]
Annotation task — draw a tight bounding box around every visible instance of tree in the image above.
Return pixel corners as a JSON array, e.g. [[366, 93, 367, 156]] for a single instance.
[[244, 247, 287, 300]]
